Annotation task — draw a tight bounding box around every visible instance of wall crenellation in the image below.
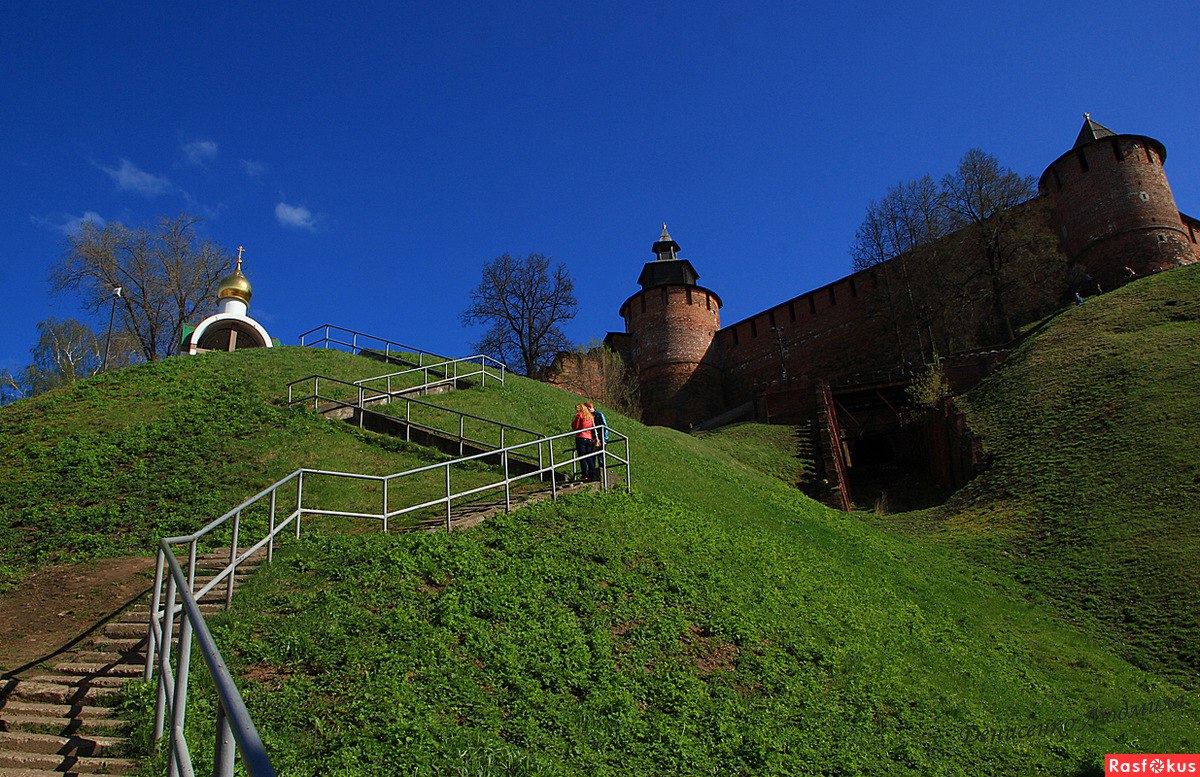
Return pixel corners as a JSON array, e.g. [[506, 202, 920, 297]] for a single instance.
[[553, 117, 1199, 429]]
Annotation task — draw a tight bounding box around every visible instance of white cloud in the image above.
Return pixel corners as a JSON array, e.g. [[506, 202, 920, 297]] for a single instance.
[[96, 159, 172, 196], [31, 211, 107, 235], [275, 202, 317, 231], [240, 159, 266, 179], [181, 139, 219, 166]]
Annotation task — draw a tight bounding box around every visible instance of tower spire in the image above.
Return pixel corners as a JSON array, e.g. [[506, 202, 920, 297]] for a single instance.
[[652, 223, 680, 261]]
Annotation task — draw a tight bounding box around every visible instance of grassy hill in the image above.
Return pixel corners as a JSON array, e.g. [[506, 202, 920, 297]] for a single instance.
[[897, 265, 1200, 683], [0, 347, 493, 590], [3, 280, 1198, 774]]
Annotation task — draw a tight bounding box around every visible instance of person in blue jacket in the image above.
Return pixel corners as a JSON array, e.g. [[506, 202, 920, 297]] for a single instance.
[[585, 402, 609, 481]]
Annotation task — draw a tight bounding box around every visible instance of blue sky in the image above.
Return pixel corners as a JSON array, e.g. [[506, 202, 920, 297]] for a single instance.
[[3, 2, 1198, 374]]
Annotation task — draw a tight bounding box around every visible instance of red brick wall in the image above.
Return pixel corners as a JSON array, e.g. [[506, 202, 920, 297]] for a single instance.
[[1041, 135, 1194, 288], [717, 270, 902, 411], [622, 284, 724, 428], [1180, 212, 1200, 264]]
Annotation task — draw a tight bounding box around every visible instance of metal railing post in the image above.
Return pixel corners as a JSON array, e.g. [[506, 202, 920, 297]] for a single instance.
[[188, 540, 198, 593], [296, 473, 304, 540], [154, 570, 178, 742], [213, 703, 236, 777], [625, 437, 632, 492], [549, 444, 557, 500], [313, 377, 319, 412], [537, 440, 544, 482], [503, 446, 511, 513], [445, 465, 452, 532], [168, 615, 195, 777], [382, 478, 389, 533], [144, 551, 166, 680], [459, 416, 465, 456], [268, 489, 276, 564], [406, 402, 412, 442], [227, 511, 240, 610]]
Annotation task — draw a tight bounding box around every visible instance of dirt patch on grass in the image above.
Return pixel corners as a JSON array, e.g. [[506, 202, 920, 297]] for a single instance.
[[243, 662, 294, 691], [682, 624, 739, 675], [0, 556, 154, 674]]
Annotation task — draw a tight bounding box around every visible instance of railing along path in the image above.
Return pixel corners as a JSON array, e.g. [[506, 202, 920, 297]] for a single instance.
[[144, 347, 631, 777], [297, 323, 442, 367]]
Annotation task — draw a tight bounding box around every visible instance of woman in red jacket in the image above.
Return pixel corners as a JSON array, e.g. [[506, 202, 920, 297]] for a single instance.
[[571, 403, 596, 481]]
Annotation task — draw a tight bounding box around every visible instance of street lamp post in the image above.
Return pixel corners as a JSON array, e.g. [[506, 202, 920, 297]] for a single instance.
[[101, 286, 122, 372]]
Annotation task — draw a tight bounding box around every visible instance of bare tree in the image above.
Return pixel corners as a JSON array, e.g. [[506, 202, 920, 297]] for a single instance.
[[941, 149, 1038, 342], [850, 176, 955, 362], [460, 253, 577, 377], [51, 214, 232, 361], [0, 318, 139, 403]]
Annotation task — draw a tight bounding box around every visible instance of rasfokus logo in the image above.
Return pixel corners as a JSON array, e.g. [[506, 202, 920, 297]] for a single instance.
[[1106, 754, 1200, 774]]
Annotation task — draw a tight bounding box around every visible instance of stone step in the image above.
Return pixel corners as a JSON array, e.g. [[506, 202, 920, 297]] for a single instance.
[[49, 664, 142, 679], [0, 702, 116, 721], [87, 638, 144, 655], [100, 623, 157, 640], [0, 731, 124, 757], [126, 601, 224, 617], [69, 651, 145, 666], [0, 749, 135, 773], [24, 677, 127, 690], [4, 682, 119, 706], [0, 712, 125, 735]]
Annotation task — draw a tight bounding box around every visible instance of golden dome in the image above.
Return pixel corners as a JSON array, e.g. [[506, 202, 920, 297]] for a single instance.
[[217, 248, 253, 303]]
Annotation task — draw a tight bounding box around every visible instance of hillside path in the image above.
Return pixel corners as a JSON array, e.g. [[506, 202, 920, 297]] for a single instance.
[[0, 558, 154, 674]]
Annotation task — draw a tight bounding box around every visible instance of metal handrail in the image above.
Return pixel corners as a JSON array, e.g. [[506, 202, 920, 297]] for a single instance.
[[352, 354, 507, 395], [297, 323, 444, 367], [286, 374, 543, 459], [145, 424, 631, 776]]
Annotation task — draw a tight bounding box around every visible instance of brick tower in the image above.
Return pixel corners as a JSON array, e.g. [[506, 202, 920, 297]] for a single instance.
[[618, 226, 724, 429], [1039, 115, 1196, 288]]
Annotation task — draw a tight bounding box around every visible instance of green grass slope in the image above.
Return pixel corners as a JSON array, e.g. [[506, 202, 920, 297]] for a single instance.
[[0, 347, 492, 590], [136, 356, 1198, 774], [926, 265, 1200, 682], [3, 318, 1196, 774]]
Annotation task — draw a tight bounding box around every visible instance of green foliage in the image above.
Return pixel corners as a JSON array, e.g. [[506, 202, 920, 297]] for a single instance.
[[936, 266, 1200, 682], [0, 347, 488, 589], [906, 358, 952, 411], [696, 422, 813, 487], [119, 347, 1197, 774], [875, 267, 1200, 682], [6, 305, 1200, 773]]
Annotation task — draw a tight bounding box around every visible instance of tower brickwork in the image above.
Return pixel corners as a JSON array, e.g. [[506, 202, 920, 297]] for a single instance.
[[1040, 116, 1197, 289], [561, 118, 1198, 430], [619, 226, 724, 429]]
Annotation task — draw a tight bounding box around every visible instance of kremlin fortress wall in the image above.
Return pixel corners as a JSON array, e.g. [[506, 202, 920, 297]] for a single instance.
[[545, 117, 1199, 508], [548, 118, 1200, 433]]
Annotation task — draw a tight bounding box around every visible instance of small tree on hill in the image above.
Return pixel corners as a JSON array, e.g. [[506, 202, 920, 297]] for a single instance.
[[51, 214, 233, 361], [0, 317, 139, 403], [460, 252, 578, 377]]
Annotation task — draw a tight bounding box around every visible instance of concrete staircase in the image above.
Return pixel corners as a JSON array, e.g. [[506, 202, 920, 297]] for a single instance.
[[0, 551, 263, 776]]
